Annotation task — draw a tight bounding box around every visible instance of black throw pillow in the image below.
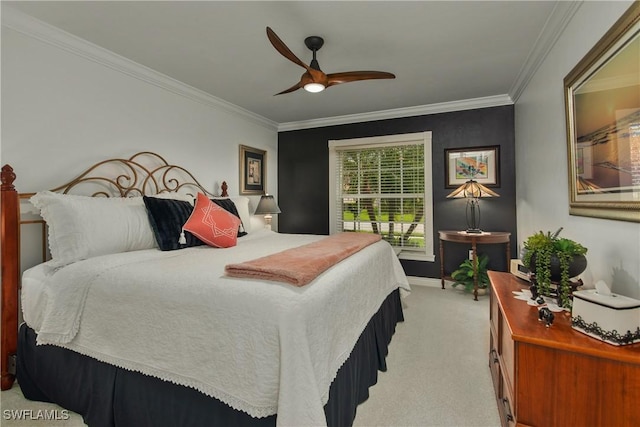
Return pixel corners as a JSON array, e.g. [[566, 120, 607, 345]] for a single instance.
[[211, 199, 248, 237], [143, 196, 204, 251]]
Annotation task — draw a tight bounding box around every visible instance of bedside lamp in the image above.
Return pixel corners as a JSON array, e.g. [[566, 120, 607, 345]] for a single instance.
[[254, 194, 281, 230], [447, 180, 498, 233]]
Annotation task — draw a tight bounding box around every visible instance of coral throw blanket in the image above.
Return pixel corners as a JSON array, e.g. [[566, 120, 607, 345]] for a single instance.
[[225, 232, 382, 286]]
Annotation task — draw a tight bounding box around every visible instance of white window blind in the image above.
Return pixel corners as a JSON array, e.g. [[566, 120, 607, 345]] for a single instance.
[[329, 132, 434, 261]]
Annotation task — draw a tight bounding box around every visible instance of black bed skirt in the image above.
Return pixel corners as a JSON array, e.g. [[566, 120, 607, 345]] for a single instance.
[[17, 288, 403, 427]]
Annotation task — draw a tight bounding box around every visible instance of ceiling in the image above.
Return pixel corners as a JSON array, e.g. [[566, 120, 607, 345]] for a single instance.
[[3, 1, 567, 126]]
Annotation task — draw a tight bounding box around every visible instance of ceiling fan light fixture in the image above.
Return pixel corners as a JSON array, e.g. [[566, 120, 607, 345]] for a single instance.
[[266, 27, 394, 96], [303, 82, 325, 93]]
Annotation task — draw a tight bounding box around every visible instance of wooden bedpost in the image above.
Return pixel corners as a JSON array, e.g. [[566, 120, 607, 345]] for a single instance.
[[1, 165, 19, 390]]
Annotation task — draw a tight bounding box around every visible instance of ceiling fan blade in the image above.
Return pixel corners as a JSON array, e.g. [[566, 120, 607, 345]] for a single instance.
[[266, 27, 312, 72], [327, 71, 396, 87], [274, 81, 303, 96]]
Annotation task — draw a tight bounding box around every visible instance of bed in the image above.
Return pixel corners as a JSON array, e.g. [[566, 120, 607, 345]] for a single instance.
[[0, 152, 409, 427]]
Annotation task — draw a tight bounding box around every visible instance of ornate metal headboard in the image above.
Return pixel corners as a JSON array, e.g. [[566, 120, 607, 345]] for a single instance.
[[44, 151, 227, 198]]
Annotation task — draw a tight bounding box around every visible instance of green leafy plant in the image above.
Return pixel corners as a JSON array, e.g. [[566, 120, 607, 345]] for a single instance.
[[522, 227, 587, 308], [451, 254, 490, 293]]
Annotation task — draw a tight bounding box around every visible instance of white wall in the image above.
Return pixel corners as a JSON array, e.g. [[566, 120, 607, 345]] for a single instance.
[[515, 1, 640, 298], [1, 13, 279, 268]]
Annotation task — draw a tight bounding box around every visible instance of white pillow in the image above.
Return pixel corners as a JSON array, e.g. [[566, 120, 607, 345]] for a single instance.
[[230, 196, 252, 233], [211, 196, 252, 233], [30, 191, 157, 267]]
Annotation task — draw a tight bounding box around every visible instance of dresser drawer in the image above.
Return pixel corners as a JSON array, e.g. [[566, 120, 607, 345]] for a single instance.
[[490, 285, 499, 333], [499, 368, 516, 427], [489, 334, 501, 396], [499, 312, 515, 392]]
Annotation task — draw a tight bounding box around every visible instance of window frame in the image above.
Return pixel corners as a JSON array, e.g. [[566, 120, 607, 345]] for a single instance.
[[329, 131, 434, 262]]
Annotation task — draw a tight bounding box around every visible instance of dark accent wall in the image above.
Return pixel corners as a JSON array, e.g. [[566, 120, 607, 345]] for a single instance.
[[278, 105, 517, 278]]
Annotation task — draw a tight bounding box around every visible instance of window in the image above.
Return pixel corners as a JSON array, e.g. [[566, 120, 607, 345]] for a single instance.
[[329, 132, 434, 261]]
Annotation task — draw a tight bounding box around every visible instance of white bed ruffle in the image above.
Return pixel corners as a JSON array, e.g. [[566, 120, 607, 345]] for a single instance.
[[21, 230, 410, 427]]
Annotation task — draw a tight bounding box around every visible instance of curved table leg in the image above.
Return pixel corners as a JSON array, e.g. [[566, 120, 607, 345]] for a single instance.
[[472, 239, 478, 301]]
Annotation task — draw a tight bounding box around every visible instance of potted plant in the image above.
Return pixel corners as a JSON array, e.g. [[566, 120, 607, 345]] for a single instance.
[[522, 227, 587, 308], [451, 254, 490, 294]]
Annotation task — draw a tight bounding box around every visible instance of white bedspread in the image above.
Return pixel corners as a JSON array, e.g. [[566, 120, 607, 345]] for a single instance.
[[21, 230, 409, 427]]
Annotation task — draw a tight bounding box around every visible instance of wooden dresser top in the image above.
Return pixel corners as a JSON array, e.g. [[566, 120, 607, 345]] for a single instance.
[[489, 270, 640, 365]]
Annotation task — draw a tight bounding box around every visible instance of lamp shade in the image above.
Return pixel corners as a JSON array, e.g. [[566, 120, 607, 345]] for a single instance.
[[446, 180, 499, 199], [254, 194, 281, 215]]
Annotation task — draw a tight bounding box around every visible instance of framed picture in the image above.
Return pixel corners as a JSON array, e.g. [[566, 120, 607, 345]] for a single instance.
[[239, 145, 266, 195], [564, 2, 640, 223], [445, 146, 500, 188]]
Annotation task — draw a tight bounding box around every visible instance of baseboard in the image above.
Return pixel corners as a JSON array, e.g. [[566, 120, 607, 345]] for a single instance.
[[407, 276, 443, 288]]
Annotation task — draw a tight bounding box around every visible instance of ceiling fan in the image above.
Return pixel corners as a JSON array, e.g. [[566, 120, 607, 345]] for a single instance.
[[266, 27, 395, 95]]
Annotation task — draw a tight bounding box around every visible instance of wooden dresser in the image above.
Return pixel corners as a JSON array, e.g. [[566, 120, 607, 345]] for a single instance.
[[488, 271, 640, 427]]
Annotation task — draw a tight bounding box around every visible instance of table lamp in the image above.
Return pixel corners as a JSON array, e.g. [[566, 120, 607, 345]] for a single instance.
[[254, 194, 281, 230], [447, 179, 498, 233]]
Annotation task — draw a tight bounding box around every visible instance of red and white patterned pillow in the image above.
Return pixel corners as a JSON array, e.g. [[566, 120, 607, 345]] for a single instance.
[[183, 193, 241, 248]]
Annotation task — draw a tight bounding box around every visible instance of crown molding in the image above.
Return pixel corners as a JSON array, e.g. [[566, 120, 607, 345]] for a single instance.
[[277, 94, 514, 132], [1, 6, 278, 132], [509, 0, 583, 103]]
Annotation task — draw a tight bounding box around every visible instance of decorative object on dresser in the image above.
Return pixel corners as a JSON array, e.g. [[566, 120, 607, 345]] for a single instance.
[[563, 1, 640, 223], [488, 271, 640, 427], [509, 258, 530, 282], [537, 307, 554, 327], [522, 227, 587, 308], [254, 193, 281, 230], [239, 144, 266, 195], [438, 230, 510, 301], [571, 280, 640, 346]]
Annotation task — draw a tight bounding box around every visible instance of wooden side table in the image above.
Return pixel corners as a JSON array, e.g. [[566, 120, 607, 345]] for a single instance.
[[439, 230, 511, 300]]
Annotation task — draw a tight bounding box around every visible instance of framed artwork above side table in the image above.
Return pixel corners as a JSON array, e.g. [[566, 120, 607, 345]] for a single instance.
[[445, 146, 500, 188]]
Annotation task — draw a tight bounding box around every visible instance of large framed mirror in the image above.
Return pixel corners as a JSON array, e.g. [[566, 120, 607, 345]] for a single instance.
[[564, 1, 640, 223]]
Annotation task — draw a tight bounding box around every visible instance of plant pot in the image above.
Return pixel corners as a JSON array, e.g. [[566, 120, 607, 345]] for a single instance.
[[529, 253, 587, 280]]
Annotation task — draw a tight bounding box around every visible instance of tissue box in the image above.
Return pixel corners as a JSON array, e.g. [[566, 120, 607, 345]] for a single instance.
[[572, 289, 640, 346]]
